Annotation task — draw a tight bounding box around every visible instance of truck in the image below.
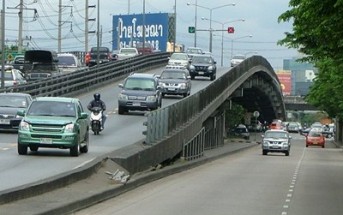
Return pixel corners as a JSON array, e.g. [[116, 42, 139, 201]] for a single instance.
[[85, 47, 112, 67], [24, 50, 62, 81]]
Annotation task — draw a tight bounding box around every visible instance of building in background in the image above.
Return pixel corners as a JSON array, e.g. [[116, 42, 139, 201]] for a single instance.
[[111, 13, 176, 52], [283, 58, 317, 96]]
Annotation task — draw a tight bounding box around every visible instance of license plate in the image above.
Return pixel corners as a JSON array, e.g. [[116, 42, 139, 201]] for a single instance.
[[198, 72, 204, 75], [132, 102, 140, 106], [0, 119, 10, 125], [168, 88, 176, 91], [40, 138, 52, 144], [313, 141, 317, 144]]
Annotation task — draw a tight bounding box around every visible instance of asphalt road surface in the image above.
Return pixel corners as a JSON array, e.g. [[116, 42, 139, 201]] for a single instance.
[[74, 134, 343, 215]]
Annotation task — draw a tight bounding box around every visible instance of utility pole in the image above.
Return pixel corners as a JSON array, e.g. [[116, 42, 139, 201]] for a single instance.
[[1, 0, 5, 89], [18, 0, 23, 54], [85, 0, 96, 53], [58, 0, 72, 53], [8, 1, 37, 53]]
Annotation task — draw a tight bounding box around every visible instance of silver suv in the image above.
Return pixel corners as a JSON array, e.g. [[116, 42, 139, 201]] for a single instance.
[[262, 129, 291, 156], [118, 73, 162, 114], [158, 66, 191, 98]]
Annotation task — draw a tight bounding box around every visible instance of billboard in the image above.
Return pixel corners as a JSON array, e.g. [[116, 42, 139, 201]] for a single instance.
[[112, 13, 173, 52], [276, 70, 292, 96]]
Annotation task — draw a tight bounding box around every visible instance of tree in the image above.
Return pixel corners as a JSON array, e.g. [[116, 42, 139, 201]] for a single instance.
[[278, 0, 343, 117]]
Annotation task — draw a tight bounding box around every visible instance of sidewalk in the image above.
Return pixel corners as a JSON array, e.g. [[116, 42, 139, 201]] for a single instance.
[[0, 139, 259, 215]]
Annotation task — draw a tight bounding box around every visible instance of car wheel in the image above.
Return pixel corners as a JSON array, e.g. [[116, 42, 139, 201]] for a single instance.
[[285, 151, 290, 156], [118, 106, 126, 115], [262, 150, 268, 155], [322, 145, 325, 148], [306, 145, 308, 147], [162, 93, 165, 98], [190, 75, 195, 80], [183, 93, 188, 98], [70, 136, 80, 157], [210, 74, 216, 81], [30, 146, 39, 152], [80, 131, 89, 153], [18, 142, 28, 155]]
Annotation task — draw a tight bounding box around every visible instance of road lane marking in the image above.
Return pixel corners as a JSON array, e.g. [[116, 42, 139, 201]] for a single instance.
[[73, 158, 96, 170]]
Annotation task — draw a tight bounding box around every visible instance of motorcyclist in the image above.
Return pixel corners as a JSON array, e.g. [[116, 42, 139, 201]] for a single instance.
[[87, 93, 107, 129]]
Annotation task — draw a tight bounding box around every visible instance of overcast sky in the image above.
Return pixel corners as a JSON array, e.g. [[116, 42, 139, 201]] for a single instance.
[[4, 0, 299, 69]]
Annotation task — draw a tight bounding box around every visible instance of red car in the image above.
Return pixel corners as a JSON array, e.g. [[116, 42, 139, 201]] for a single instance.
[[305, 129, 325, 148]]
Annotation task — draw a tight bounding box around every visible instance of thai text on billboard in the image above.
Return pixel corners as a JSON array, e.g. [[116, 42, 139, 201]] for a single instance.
[[112, 13, 170, 52]]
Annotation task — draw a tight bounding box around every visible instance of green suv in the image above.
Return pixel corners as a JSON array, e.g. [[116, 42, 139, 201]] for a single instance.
[[17, 97, 89, 156]]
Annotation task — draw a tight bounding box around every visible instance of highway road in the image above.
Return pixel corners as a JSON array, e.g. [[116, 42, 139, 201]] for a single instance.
[[74, 134, 343, 215], [0, 66, 231, 191]]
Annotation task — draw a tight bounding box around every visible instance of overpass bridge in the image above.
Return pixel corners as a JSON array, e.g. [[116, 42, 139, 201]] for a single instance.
[[0, 53, 292, 205], [283, 96, 318, 111], [0, 53, 285, 173]]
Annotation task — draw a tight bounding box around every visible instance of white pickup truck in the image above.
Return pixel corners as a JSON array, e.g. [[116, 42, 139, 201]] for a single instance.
[[117, 48, 139, 60]]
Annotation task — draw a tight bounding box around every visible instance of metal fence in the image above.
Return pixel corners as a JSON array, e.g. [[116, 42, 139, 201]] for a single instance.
[[0, 52, 170, 96]]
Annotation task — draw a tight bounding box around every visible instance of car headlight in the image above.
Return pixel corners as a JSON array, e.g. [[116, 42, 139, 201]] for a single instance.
[[179, 83, 187, 89], [65, 123, 75, 133], [282, 142, 289, 146], [159, 82, 166, 87], [263, 140, 269, 146], [146, 95, 157, 102], [208, 66, 214, 71], [19, 121, 30, 131], [189, 65, 195, 70], [118, 93, 128, 100]]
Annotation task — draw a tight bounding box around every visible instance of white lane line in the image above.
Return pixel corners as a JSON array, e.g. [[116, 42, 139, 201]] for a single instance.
[[73, 158, 96, 170]]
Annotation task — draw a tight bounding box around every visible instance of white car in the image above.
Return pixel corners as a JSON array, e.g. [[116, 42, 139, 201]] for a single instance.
[[57, 53, 85, 73], [117, 48, 139, 60], [0, 65, 27, 87], [167, 53, 191, 70], [230, 54, 245, 67]]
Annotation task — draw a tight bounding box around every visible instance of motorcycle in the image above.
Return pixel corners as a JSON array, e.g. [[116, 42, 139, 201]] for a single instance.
[[90, 107, 103, 135]]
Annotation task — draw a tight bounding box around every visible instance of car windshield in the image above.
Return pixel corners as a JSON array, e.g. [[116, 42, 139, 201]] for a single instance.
[[0, 95, 28, 108], [0, 71, 14, 80], [187, 48, 202, 54], [121, 49, 137, 54], [58, 56, 76, 66], [233, 55, 245, 60], [309, 131, 322, 137], [170, 54, 188, 60], [124, 78, 155, 91], [27, 101, 76, 117], [265, 131, 288, 139], [192, 56, 212, 64], [161, 71, 186, 79]]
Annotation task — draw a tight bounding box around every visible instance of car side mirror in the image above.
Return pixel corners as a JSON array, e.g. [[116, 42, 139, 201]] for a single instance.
[[119, 83, 124, 88], [80, 112, 88, 119], [17, 109, 26, 117]]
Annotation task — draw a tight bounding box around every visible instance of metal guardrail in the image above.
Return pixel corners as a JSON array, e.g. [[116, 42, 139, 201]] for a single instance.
[[283, 96, 307, 104], [0, 52, 171, 96]]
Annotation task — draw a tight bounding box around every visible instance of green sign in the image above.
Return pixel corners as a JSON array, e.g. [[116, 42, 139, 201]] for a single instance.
[[188, 26, 195, 33]]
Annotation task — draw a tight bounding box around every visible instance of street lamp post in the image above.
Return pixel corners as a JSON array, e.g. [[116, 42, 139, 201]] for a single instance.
[[231, 35, 253, 59], [202, 17, 245, 66], [187, 0, 198, 47], [187, 2, 235, 51]]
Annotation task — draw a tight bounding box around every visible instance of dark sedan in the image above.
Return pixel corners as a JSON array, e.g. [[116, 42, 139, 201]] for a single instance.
[[0, 93, 33, 131]]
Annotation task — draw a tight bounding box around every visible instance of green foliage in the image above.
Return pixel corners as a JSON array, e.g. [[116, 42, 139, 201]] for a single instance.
[[224, 102, 245, 129], [278, 0, 343, 117]]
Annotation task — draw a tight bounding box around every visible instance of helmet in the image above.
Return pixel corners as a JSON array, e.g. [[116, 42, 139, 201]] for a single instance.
[[94, 93, 100, 101]]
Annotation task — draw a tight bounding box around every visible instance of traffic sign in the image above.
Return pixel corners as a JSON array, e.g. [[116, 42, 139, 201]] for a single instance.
[[227, 27, 235, 34], [253, 111, 260, 117], [188, 26, 196, 33]]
